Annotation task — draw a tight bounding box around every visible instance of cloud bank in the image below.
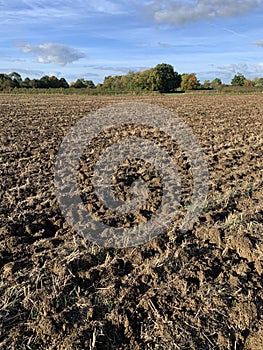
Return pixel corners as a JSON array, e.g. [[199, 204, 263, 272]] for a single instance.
[[17, 42, 85, 66], [146, 0, 263, 26]]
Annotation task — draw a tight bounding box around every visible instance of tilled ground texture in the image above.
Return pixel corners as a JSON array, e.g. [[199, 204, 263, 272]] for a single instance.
[[0, 94, 262, 350]]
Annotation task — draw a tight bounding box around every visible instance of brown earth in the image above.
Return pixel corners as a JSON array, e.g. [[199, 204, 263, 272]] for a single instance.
[[0, 94, 262, 349]]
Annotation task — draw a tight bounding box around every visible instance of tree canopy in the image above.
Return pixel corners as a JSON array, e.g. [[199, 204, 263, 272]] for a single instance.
[[154, 63, 181, 92], [231, 73, 246, 86], [180, 73, 200, 90]]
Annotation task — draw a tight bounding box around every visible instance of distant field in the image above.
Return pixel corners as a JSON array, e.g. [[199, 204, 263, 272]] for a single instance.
[[0, 94, 262, 349]]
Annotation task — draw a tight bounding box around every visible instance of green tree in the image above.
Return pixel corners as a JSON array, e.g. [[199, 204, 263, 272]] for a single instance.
[[39, 75, 50, 88], [21, 77, 31, 88], [103, 76, 114, 90], [9, 72, 22, 87], [30, 79, 41, 88], [72, 78, 95, 89], [133, 69, 152, 91], [202, 80, 212, 89], [49, 76, 61, 88], [125, 70, 136, 91], [1, 78, 17, 90], [231, 73, 246, 86], [147, 68, 159, 91], [113, 76, 124, 90], [72, 78, 86, 88], [154, 63, 181, 92], [211, 78, 222, 89], [59, 78, 69, 88], [85, 80, 95, 89], [253, 77, 263, 87], [0, 74, 9, 90], [0, 74, 18, 90]]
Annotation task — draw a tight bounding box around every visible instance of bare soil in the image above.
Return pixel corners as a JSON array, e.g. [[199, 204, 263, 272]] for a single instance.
[[0, 94, 262, 349]]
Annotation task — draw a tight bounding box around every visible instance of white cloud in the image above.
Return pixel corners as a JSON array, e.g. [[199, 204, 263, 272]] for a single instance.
[[252, 40, 263, 47], [146, 0, 263, 26], [17, 42, 85, 66]]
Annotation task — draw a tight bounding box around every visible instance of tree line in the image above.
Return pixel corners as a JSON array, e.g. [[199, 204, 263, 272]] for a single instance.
[[0, 73, 95, 90], [1, 64, 263, 93]]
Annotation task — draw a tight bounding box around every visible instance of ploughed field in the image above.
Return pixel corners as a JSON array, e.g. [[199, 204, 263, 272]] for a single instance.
[[0, 94, 262, 349]]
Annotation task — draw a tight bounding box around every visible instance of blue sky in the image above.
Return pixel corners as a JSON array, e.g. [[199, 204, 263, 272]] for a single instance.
[[1, 0, 263, 84]]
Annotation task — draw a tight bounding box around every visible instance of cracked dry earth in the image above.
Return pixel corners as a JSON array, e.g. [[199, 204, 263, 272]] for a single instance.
[[0, 94, 262, 350]]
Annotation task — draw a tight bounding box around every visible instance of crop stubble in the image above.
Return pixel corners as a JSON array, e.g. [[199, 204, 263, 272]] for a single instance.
[[0, 94, 262, 349]]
